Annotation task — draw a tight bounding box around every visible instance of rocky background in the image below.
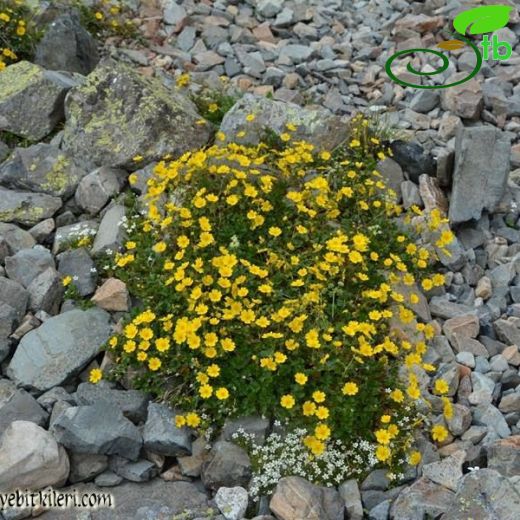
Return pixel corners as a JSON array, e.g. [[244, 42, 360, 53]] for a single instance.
[[1, 0, 520, 519]]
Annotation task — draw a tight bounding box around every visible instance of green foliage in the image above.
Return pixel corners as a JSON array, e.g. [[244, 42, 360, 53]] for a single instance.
[[188, 79, 241, 126]]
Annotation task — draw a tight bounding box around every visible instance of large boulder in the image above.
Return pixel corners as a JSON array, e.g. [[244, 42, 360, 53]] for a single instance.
[[220, 93, 346, 150], [449, 126, 511, 224], [0, 61, 77, 140], [35, 12, 99, 75], [0, 421, 69, 492], [7, 308, 112, 392], [0, 187, 62, 226], [269, 476, 344, 520], [61, 60, 213, 170], [0, 144, 87, 198], [50, 403, 143, 460]]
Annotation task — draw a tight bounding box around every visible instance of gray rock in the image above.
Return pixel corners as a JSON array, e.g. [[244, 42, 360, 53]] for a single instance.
[[0, 276, 28, 320], [441, 73, 483, 120], [163, 1, 186, 25], [369, 500, 391, 520], [376, 158, 403, 201], [215, 486, 249, 520], [0, 223, 35, 258], [421, 450, 465, 491], [0, 143, 86, 198], [0, 140, 8, 163], [35, 12, 99, 75], [401, 180, 422, 209], [279, 44, 313, 64], [221, 416, 270, 445], [5, 246, 55, 288], [389, 140, 435, 182], [94, 470, 123, 487], [143, 402, 191, 456], [0, 187, 61, 226], [338, 479, 363, 520], [91, 205, 126, 256], [257, 0, 284, 18], [61, 60, 212, 170], [495, 318, 520, 346], [446, 403, 472, 436], [487, 436, 520, 477], [473, 403, 511, 438], [75, 167, 123, 215], [0, 379, 48, 437], [7, 308, 111, 392], [0, 421, 69, 492], [499, 392, 520, 413], [51, 403, 142, 460], [37, 386, 75, 413], [443, 469, 520, 518], [109, 456, 158, 482], [410, 90, 439, 113], [57, 248, 98, 297], [220, 94, 345, 151], [52, 220, 98, 255], [389, 477, 454, 520], [69, 452, 108, 483], [449, 126, 511, 224], [27, 266, 64, 313], [0, 61, 76, 140], [202, 441, 251, 490], [269, 476, 343, 520], [29, 218, 55, 243], [75, 382, 150, 424]]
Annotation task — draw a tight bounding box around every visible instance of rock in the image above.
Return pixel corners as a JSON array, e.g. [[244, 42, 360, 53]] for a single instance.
[[5, 246, 55, 288], [495, 318, 520, 346], [75, 167, 123, 215], [220, 94, 346, 151], [27, 266, 63, 313], [7, 308, 111, 392], [109, 456, 158, 482], [202, 441, 251, 490], [473, 403, 511, 438], [0, 141, 8, 163], [61, 60, 212, 170], [401, 180, 422, 209], [279, 44, 313, 64], [0, 61, 77, 140], [441, 73, 483, 119], [499, 392, 520, 413], [476, 276, 493, 300], [163, 1, 186, 25], [0, 144, 86, 198], [338, 479, 363, 520], [29, 218, 55, 243], [35, 12, 99, 75], [376, 158, 403, 201], [57, 248, 98, 297], [421, 450, 465, 491], [215, 486, 249, 520], [0, 223, 35, 258], [442, 314, 479, 345], [143, 403, 192, 457], [389, 140, 435, 182], [418, 174, 448, 214], [52, 220, 98, 255], [409, 90, 439, 113], [37, 387, 75, 413], [75, 382, 149, 424], [0, 276, 28, 321], [221, 416, 270, 445], [269, 476, 344, 520], [446, 403, 472, 436], [0, 379, 48, 437], [94, 470, 122, 487], [0, 421, 69, 491], [443, 469, 520, 518], [51, 403, 142, 460], [91, 205, 126, 256], [389, 477, 454, 519], [487, 436, 520, 477], [449, 126, 511, 224], [257, 0, 284, 18], [369, 500, 391, 520], [69, 452, 108, 483], [0, 187, 62, 226], [91, 278, 129, 311]]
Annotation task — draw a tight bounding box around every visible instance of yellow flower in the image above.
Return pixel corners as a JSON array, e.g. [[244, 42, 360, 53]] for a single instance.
[[221, 338, 236, 352], [148, 357, 161, 371], [314, 423, 331, 440], [312, 390, 326, 403], [175, 415, 186, 428], [409, 451, 422, 466], [315, 406, 329, 420], [155, 337, 170, 352], [389, 389, 404, 403], [199, 384, 213, 398], [375, 428, 391, 445], [434, 379, 449, 395], [95, 11, 104, 20], [342, 382, 359, 396], [89, 368, 102, 384], [216, 387, 229, 400], [246, 114, 255, 122], [302, 401, 316, 416], [375, 445, 391, 462], [280, 394, 295, 409], [207, 364, 220, 377], [431, 424, 448, 442], [208, 103, 218, 113], [295, 373, 308, 385], [153, 242, 167, 253], [381, 415, 391, 423], [62, 276, 73, 287], [320, 151, 331, 161], [185, 412, 201, 427], [268, 227, 282, 237], [16, 25, 26, 36]]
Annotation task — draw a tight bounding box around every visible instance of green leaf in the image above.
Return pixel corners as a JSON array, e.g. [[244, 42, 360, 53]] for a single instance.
[[453, 5, 513, 35]]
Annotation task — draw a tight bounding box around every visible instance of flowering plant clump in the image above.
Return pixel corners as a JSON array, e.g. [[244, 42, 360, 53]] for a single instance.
[[0, 0, 38, 71], [96, 114, 454, 483], [76, 0, 138, 39]]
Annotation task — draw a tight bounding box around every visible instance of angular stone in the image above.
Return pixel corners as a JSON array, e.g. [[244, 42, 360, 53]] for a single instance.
[[389, 140, 435, 182], [0, 144, 86, 198], [418, 174, 448, 214], [421, 450, 465, 491], [75, 381, 150, 424], [442, 314, 479, 345], [7, 308, 111, 392], [61, 60, 212, 170], [57, 248, 97, 297], [35, 12, 99, 75], [4, 246, 55, 288], [441, 73, 483, 119], [52, 220, 98, 255], [109, 456, 158, 482], [446, 404, 472, 436], [338, 479, 363, 520], [220, 94, 345, 151], [91, 278, 129, 312], [0, 187, 61, 226], [449, 126, 511, 224], [143, 403, 192, 457], [69, 453, 108, 483], [487, 436, 520, 477], [27, 266, 64, 313], [75, 167, 123, 215], [0, 61, 76, 140], [0, 276, 28, 322], [51, 403, 142, 460], [215, 486, 249, 520], [376, 158, 403, 201], [0, 421, 69, 492], [202, 441, 251, 490], [0, 223, 35, 257], [91, 205, 126, 256], [495, 318, 520, 346], [270, 476, 343, 520], [220, 416, 270, 445], [473, 404, 511, 438]]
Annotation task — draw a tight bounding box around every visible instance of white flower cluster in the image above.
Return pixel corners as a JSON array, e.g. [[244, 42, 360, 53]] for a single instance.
[[232, 428, 378, 499]]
